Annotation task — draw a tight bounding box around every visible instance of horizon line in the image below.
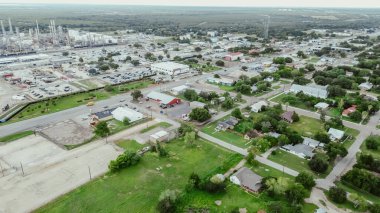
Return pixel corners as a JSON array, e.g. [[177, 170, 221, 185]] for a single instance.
[[0, 3, 379, 9]]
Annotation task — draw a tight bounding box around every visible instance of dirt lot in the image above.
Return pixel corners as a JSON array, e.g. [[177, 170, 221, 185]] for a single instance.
[[0, 119, 163, 213], [38, 119, 93, 146]]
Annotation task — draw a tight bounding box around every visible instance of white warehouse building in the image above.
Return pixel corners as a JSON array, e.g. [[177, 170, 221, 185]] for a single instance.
[[151, 62, 190, 76]]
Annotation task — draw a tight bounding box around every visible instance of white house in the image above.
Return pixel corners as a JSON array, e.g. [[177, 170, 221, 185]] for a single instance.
[[328, 128, 345, 141], [289, 84, 328, 99], [171, 85, 189, 95], [112, 107, 144, 123], [250, 101, 268, 113], [151, 62, 190, 76], [359, 82, 373, 91], [314, 102, 329, 111], [207, 77, 235, 86]]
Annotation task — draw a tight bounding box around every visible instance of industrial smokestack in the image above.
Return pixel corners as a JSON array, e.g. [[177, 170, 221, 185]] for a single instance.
[[0, 20, 6, 36], [8, 18, 13, 35]]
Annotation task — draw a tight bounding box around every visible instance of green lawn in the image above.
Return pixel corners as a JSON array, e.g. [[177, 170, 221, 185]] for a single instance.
[[36, 138, 249, 212], [116, 139, 145, 151], [271, 93, 313, 111], [360, 139, 380, 159], [337, 182, 380, 205], [328, 108, 359, 124], [108, 118, 150, 135], [140, 122, 172, 133], [79, 79, 100, 89], [9, 91, 110, 123], [202, 118, 250, 149], [289, 116, 325, 137], [0, 131, 34, 143], [108, 80, 153, 95], [323, 190, 360, 212], [268, 149, 331, 178], [247, 162, 294, 180]]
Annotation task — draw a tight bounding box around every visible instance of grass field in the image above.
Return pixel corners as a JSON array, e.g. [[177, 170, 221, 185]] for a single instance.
[[337, 182, 380, 205], [289, 115, 325, 137], [109, 80, 153, 95], [247, 162, 294, 180], [268, 149, 331, 178], [201, 118, 250, 149], [9, 91, 110, 123], [0, 131, 34, 143], [140, 122, 172, 133], [36, 138, 248, 212]]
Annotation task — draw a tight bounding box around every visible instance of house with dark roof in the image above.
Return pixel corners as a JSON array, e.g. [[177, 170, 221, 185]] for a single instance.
[[230, 167, 263, 193], [280, 111, 295, 123], [216, 116, 239, 131], [244, 129, 263, 140]]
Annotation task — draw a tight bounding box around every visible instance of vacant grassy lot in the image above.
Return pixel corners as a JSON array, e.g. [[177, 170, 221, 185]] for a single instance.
[[247, 162, 294, 180], [140, 122, 172, 133], [0, 131, 34, 143], [289, 115, 325, 137], [108, 80, 153, 95], [9, 91, 110, 123], [268, 149, 331, 178], [36, 139, 245, 212], [202, 118, 250, 149], [337, 182, 380, 205]]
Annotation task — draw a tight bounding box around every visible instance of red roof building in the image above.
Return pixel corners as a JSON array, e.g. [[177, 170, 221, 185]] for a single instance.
[[342, 105, 357, 117]]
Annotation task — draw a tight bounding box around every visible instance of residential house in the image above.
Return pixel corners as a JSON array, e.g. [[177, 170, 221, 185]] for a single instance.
[[267, 132, 281, 138], [281, 144, 315, 159], [244, 129, 263, 140], [90, 107, 116, 125], [189, 101, 206, 109], [250, 101, 268, 113], [328, 128, 345, 141], [207, 77, 235, 86], [280, 111, 295, 123], [289, 84, 328, 99], [230, 167, 263, 193], [216, 116, 239, 131], [314, 102, 329, 111], [359, 82, 373, 91], [342, 105, 357, 117], [303, 137, 324, 148]]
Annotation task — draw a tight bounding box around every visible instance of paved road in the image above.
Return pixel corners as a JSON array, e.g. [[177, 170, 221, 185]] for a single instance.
[[198, 132, 299, 177], [0, 74, 208, 138]]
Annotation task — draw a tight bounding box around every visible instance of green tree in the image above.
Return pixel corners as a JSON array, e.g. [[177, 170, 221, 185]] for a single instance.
[[221, 97, 234, 110], [156, 190, 179, 213], [79, 57, 84, 63], [231, 108, 242, 119], [183, 89, 198, 101], [328, 186, 347, 204], [308, 153, 329, 173], [184, 131, 196, 147], [189, 108, 211, 122], [131, 90, 143, 101], [215, 60, 225, 67], [285, 184, 306, 204], [123, 117, 130, 126], [195, 47, 202, 52], [295, 172, 315, 190], [108, 151, 141, 172], [94, 121, 110, 137]]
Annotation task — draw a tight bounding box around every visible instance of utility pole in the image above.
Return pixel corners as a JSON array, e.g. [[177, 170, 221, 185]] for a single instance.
[[20, 162, 24, 176], [88, 166, 92, 180]]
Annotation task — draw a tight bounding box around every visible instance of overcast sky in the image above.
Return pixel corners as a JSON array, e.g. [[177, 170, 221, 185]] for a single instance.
[[0, 0, 379, 8]]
